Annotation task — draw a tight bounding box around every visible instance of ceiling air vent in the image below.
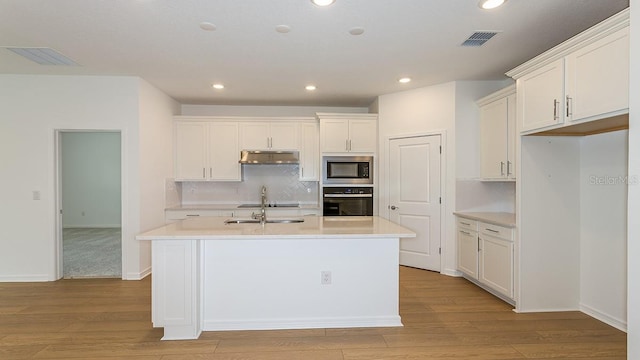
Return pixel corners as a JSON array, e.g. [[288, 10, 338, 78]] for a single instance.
[[461, 31, 499, 47], [6, 47, 79, 66]]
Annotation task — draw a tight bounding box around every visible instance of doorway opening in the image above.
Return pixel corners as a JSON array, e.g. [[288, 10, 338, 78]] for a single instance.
[[56, 131, 122, 279]]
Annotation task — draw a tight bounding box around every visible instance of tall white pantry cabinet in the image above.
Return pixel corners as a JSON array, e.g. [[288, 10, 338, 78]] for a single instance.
[[505, 8, 629, 330]]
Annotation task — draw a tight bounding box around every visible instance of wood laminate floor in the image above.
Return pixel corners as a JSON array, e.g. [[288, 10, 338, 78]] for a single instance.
[[0, 267, 626, 359]]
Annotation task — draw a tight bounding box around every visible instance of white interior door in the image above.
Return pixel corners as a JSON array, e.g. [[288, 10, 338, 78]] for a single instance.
[[389, 135, 441, 271]]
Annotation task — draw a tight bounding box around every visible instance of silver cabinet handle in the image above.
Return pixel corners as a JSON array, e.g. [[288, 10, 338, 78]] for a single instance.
[[390, 205, 399, 210], [460, 230, 471, 235], [566, 95, 572, 117], [186, 214, 200, 217], [460, 222, 471, 226], [507, 161, 512, 176], [500, 161, 505, 176], [485, 228, 499, 233], [210, 167, 212, 178], [553, 99, 559, 120], [203, 168, 206, 179], [345, 139, 349, 151], [349, 139, 352, 151]]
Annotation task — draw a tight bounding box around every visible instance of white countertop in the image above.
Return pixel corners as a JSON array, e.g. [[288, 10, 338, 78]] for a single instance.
[[137, 216, 416, 240], [453, 211, 516, 228], [166, 204, 320, 211]]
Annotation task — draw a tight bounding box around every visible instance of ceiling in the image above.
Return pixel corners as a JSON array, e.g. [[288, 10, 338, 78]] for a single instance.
[[0, 0, 630, 107]]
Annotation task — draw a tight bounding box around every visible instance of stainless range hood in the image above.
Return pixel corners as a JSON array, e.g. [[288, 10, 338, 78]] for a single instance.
[[239, 150, 299, 164]]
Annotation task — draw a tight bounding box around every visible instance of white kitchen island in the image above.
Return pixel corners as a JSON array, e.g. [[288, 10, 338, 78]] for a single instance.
[[136, 216, 415, 340]]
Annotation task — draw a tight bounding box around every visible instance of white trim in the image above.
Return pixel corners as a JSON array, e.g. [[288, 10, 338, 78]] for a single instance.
[[476, 84, 516, 107], [580, 303, 627, 332], [506, 8, 629, 79], [54, 129, 125, 281], [203, 316, 402, 332], [125, 266, 151, 281], [0, 274, 51, 282], [385, 130, 447, 274]]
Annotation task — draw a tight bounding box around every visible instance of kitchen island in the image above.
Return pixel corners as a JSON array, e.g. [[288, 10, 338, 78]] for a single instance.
[[136, 216, 415, 340]]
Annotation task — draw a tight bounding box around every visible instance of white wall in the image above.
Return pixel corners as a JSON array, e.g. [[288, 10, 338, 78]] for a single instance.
[[519, 136, 581, 312], [628, 0, 639, 356], [181, 104, 368, 116], [0, 75, 139, 281], [61, 132, 121, 228], [579, 130, 628, 330], [136, 79, 180, 279], [377, 81, 506, 276], [0, 74, 177, 281]]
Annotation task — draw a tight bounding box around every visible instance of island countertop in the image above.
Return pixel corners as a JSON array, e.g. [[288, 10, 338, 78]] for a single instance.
[[137, 216, 416, 240]]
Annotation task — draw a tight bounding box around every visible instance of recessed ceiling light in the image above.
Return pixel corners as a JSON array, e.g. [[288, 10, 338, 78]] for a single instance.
[[275, 25, 291, 34], [349, 27, 365, 36], [311, 0, 335, 7], [478, 0, 506, 10], [200, 22, 217, 31], [398, 77, 411, 84], [212, 83, 224, 90], [305, 85, 317, 91]]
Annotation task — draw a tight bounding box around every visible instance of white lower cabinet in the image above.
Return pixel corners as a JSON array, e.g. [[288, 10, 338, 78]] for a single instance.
[[456, 216, 514, 301], [456, 218, 479, 278]]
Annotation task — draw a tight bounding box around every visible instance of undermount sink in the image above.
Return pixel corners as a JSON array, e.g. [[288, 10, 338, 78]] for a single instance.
[[224, 218, 305, 224]]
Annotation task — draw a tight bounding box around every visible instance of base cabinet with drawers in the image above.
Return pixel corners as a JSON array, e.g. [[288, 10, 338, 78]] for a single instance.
[[456, 215, 515, 302]]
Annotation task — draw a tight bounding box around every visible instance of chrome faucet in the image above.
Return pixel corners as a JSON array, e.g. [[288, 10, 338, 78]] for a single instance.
[[253, 185, 267, 225]]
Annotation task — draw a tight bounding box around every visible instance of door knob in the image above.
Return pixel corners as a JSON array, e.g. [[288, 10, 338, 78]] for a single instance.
[[390, 205, 399, 210]]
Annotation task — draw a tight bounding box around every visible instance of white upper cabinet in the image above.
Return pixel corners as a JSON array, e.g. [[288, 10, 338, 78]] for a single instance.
[[209, 122, 241, 181], [517, 59, 565, 133], [240, 121, 298, 150], [565, 27, 629, 123], [174, 120, 241, 182], [175, 122, 208, 180], [507, 9, 629, 135], [478, 86, 516, 180], [299, 122, 319, 181], [317, 113, 377, 154]]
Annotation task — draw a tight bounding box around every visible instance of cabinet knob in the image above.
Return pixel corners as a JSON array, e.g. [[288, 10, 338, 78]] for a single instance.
[[390, 205, 399, 210]]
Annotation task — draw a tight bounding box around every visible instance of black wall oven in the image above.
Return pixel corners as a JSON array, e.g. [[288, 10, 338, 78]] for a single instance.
[[323, 187, 373, 216]]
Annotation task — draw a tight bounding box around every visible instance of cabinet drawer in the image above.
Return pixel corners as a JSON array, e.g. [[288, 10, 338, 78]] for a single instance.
[[456, 217, 478, 231], [480, 222, 513, 241]]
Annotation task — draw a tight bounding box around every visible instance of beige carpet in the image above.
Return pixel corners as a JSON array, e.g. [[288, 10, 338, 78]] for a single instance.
[[63, 228, 122, 279]]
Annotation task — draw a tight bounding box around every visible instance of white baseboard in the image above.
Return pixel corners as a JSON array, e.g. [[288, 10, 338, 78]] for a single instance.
[[0, 274, 51, 282], [441, 269, 462, 277], [125, 266, 151, 280], [203, 316, 403, 332], [580, 303, 627, 332]]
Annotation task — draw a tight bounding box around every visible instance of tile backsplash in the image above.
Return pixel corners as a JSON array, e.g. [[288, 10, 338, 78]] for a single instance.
[[180, 165, 319, 205]]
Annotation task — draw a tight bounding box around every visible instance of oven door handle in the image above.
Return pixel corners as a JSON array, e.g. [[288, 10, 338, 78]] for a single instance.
[[323, 194, 373, 198]]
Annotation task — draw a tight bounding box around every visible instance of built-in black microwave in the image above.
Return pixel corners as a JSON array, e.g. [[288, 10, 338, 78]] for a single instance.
[[322, 156, 373, 184]]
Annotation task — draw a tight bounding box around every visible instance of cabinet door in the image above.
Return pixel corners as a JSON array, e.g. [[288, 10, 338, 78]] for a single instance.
[[320, 119, 349, 152], [209, 122, 241, 181], [348, 120, 377, 152], [506, 94, 516, 179], [518, 58, 565, 133], [299, 122, 319, 181], [566, 27, 629, 122], [479, 97, 508, 179], [457, 229, 479, 278], [270, 122, 298, 150], [240, 122, 270, 150], [175, 122, 207, 180], [479, 235, 514, 298]]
